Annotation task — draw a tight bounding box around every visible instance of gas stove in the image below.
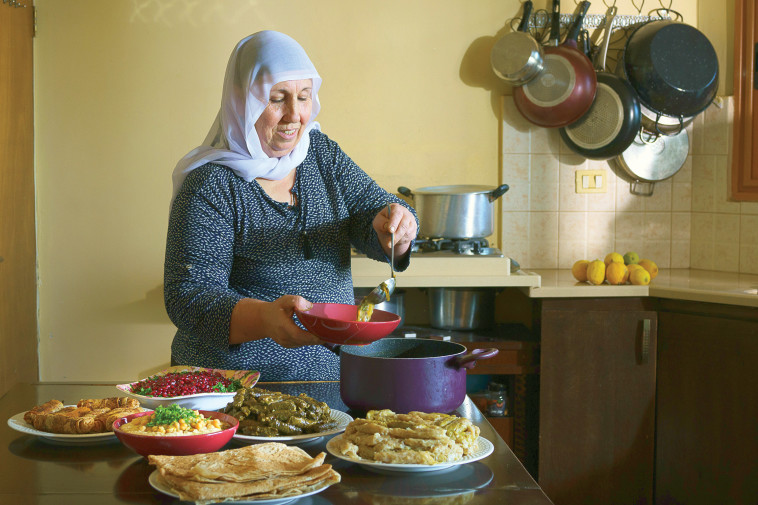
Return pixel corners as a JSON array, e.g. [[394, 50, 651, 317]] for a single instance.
[[412, 238, 504, 257]]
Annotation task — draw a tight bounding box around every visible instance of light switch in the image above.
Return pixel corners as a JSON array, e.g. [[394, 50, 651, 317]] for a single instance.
[[575, 169, 607, 193]]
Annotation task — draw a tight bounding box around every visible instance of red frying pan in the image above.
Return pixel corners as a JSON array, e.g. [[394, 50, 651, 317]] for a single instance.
[[513, 0, 597, 128]]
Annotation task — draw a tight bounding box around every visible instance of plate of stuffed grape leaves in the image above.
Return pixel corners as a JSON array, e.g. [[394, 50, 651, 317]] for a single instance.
[[224, 387, 353, 446]]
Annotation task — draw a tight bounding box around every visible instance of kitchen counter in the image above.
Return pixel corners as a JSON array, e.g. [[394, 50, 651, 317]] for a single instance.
[[351, 255, 540, 288], [1, 382, 554, 505], [523, 268, 758, 308], [353, 252, 758, 307]]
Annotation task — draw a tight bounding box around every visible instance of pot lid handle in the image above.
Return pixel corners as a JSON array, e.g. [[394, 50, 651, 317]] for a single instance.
[[397, 186, 413, 198], [453, 348, 499, 369], [488, 184, 510, 202]]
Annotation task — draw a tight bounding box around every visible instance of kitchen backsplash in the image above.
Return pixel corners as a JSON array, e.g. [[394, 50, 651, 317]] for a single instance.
[[500, 96, 758, 274]]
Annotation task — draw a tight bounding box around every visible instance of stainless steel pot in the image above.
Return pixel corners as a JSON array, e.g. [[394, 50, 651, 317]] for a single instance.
[[398, 184, 509, 239], [354, 289, 405, 327], [427, 287, 495, 330]]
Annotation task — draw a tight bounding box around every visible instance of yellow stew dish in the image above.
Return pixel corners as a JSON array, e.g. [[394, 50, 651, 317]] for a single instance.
[[120, 405, 228, 437]]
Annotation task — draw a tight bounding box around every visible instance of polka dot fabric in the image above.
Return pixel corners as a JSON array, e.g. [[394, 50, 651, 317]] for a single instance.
[[164, 130, 416, 381]]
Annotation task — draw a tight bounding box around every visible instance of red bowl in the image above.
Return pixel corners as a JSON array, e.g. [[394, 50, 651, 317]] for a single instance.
[[295, 303, 401, 345], [113, 410, 238, 457]]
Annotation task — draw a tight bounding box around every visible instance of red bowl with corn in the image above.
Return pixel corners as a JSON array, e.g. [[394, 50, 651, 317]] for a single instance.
[[113, 406, 238, 457]]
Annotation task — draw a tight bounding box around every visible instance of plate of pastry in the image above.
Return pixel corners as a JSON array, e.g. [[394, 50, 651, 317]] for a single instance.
[[7, 397, 143, 445]]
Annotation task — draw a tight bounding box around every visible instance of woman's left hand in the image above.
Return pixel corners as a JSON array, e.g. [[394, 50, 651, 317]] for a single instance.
[[373, 203, 417, 259]]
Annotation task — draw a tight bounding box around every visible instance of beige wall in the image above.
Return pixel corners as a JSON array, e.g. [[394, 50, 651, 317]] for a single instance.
[[33, 0, 732, 381]]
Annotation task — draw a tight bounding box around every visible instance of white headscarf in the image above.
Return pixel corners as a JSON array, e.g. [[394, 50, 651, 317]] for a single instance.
[[171, 31, 322, 200]]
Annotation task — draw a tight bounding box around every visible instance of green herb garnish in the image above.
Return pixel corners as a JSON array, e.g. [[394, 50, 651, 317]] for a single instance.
[[147, 404, 202, 427]]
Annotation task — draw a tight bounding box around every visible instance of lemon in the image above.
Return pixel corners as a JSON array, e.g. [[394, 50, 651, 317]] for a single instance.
[[571, 260, 590, 282], [638, 259, 658, 279], [604, 252, 624, 266], [627, 264, 644, 278], [586, 259, 606, 285], [606, 262, 628, 285], [630, 268, 651, 285], [623, 251, 640, 265]]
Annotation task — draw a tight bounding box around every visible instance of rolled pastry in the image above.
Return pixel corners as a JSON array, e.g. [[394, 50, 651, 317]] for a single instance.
[[24, 399, 64, 424], [77, 397, 140, 410]]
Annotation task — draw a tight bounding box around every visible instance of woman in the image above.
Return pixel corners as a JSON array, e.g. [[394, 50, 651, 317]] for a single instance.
[[164, 31, 418, 380]]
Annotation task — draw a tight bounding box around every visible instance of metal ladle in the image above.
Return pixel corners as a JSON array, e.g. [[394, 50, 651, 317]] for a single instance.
[[361, 204, 396, 306]]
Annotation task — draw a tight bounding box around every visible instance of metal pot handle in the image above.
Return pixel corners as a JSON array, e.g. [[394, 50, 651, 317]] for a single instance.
[[487, 184, 510, 203], [453, 348, 499, 370], [397, 186, 413, 199]]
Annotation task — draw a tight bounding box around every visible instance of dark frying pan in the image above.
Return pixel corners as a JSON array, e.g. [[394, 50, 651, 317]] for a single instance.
[[491, 0, 543, 85], [622, 18, 718, 135], [559, 6, 641, 160], [513, 0, 597, 128]]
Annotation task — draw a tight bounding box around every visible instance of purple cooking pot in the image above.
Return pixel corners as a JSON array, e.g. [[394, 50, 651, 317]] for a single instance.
[[339, 338, 498, 414]]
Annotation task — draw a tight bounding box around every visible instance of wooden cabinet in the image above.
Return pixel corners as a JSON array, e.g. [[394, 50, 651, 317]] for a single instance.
[[655, 299, 758, 505], [536, 297, 657, 505]]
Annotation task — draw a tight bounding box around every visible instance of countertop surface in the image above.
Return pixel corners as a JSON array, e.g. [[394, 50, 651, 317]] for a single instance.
[[352, 255, 758, 307], [524, 268, 758, 307], [1, 382, 553, 505]]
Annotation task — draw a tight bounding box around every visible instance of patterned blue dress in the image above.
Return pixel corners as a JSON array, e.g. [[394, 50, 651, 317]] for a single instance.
[[164, 130, 416, 381]]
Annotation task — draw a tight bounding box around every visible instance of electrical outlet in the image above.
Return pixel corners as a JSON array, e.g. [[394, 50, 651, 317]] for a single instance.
[[575, 169, 607, 193]]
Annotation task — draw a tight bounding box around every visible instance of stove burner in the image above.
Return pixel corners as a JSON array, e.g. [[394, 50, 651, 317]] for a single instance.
[[414, 237, 492, 255]]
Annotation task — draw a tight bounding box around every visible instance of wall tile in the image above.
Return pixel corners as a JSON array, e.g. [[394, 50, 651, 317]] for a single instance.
[[529, 212, 559, 242], [713, 241, 740, 272], [642, 240, 671, 268], [670, 240, 691, 268], [690, 241, 714, 270], [502, 240, 529, 267], [558, 156, 588, 211], [644, 179, 672, 211], [616, 179, 646, 211], [739, 245, 758, 274], [559, 211, 587, 242], [671, 212, 691, 241], [502, 154, 530, 182], [741, 215, 758, 244], [530, 155, 560, 211], [690, 212, 715, 243], [671, 182, 692, 211], [714, 213, 740, 244], [713, 155, 741, 213], [528, 240, 559, 268], [742, 201, 758, 215], [691, 155, 716, 212], [503, 181, 529, 211], [558, 241, 587, 268], [673, 155, 692, 183], [501, 210, 529, 238], [532, 126, 561, 155], [502, 100, 532, 154], [702, 98, 729, 156]]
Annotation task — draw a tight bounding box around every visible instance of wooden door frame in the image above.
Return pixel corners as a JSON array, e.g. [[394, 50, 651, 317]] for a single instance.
[[732, 0, 758, 200]]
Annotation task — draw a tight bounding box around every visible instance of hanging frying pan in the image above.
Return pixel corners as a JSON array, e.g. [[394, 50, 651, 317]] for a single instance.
[[513, 0, 597, 128], [621, 17, 718, 136], [559, 6, 641, 160], [610, 128, 689, 196], [491, 0, 544, 86]]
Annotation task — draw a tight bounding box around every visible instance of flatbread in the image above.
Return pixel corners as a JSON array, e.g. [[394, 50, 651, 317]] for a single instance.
[[148, 442, 340, 504], [160, 463, 337, 501], [149, 443, 324, 482]]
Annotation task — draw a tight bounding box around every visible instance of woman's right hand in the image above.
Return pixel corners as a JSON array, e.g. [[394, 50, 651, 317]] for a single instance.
[[229, 295, 323, 348]]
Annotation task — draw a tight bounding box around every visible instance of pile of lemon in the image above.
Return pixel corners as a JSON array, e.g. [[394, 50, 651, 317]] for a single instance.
[[572, 252, 658, 286]]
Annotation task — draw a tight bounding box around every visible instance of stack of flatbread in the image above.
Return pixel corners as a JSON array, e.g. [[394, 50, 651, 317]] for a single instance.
[[148, 442, 340, 504]]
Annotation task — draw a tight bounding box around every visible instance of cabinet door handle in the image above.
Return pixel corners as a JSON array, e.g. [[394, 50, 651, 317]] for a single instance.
[[640, 318, 651, 364]]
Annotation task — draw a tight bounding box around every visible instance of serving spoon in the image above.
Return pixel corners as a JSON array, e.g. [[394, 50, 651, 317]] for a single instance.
[[361, 204, 396, 306]]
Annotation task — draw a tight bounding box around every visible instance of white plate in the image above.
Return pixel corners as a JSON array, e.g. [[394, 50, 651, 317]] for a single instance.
[[148, 469, 332, 504], [116, 366, 260, 410], [7, 410, 117, 445], [326, 435, 494, 473], [233, 410, 353, 446]]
